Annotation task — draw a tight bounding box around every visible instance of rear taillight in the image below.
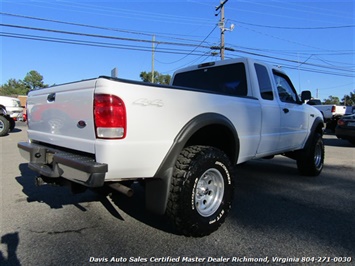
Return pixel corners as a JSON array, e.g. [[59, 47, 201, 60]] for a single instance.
[[337, 119, 345, 126], [94, 94, 126, 139], [331, 106, 336, 113]]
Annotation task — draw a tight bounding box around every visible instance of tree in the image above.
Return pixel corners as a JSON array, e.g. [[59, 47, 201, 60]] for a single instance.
[[140, 71, 171, 85], [342, 90, 355, 106], [0, 79, 27, 96], [23, 70, 48, 91], [323, 95, 340, 105], [0, 70, 48, 96]]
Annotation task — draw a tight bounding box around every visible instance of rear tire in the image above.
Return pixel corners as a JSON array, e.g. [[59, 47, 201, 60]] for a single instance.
[[166, 146, 234, 237], [297, 133, 324, 176], [0, 116, 10, 136]]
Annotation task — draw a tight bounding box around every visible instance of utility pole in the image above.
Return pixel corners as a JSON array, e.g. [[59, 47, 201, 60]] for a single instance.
[[151, 35, 155, 83], [215, 0, 233, 60]]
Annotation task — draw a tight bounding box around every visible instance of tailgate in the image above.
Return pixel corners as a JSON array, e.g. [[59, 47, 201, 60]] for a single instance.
[[27, 79, 97, 153]]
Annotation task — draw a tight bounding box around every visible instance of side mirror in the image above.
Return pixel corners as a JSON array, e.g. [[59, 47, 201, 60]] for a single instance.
[[301, 90, 312, 102]]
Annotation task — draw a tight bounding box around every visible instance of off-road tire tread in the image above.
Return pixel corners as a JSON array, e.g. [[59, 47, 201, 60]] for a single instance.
[[166, 145, 233, 237]]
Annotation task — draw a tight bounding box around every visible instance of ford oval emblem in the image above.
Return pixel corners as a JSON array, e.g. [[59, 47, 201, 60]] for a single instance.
[[77, 120, 87, 128]]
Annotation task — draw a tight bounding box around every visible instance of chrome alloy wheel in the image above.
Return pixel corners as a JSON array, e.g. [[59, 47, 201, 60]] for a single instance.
[[195, 168, 225, 217], [314, 140, 323, 170]]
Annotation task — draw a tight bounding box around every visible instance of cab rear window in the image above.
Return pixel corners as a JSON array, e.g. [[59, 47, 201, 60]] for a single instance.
[[172, 63, 247, 97]]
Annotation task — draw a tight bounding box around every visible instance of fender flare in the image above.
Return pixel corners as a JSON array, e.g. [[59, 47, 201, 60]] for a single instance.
[[285, 116, 324, 160], [304, 117, 324, 149], [145, 113, 239, 214]]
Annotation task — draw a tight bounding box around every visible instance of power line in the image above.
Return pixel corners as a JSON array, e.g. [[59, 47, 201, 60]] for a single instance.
[[222, 48, 355, 78], [236, 23, 340, 52], [0, 12, 153, 36], [46, 0, 215, 26], [3, 0, 216, 27], [0, 12, 215, 45], [0, 32, 208, 56], [0, 23, 212, 49], [1, 16, 353, 78], [271, 0, 353, 20], [2, 26, 353, 78], [231, 20, 355, 30], [156, 25, 218, 64], [231, 1, 353, 24]]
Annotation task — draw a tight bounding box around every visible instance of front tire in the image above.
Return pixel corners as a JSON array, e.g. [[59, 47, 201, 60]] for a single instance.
[[8, 117, 15, 132], [297, 133, 324, 176], [166, 146, 234, 237]]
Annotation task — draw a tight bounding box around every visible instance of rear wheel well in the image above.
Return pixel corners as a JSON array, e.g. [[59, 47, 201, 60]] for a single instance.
[[185, 124, 238, 164]]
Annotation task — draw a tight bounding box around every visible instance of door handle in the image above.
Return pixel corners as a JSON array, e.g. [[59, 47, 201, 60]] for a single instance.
[[283, 108, 289, 113]]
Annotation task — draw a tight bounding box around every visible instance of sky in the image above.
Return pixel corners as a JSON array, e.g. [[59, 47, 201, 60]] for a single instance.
[[0, 0, 354, 101]]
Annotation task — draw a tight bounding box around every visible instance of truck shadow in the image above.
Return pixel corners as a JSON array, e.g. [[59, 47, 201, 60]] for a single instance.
[[10, 128, 22, 133], [323, 137, 354, 147], [322, 131, 354, 147], [16, 163, 173, 232], [16, 163, 125, 220], [108, 183, 177, 235]]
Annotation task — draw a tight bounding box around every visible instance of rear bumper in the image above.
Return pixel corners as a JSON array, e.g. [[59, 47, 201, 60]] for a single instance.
[[18, 142, 108, 187], [6, 108, 23, 120]]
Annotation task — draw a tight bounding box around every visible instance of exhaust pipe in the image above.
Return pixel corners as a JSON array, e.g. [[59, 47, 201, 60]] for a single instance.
[[35, 175, 61, 186], [107, 182, 134, 197]]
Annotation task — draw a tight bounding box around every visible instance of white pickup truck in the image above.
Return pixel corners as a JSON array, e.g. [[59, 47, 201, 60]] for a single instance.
[[306, 99, 346, 130], [0, 96, 24, 136], [18, 57, 324, 237]]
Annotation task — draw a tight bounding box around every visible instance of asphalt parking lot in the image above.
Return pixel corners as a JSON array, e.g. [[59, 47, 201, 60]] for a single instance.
[[1, 122, 354, 265]]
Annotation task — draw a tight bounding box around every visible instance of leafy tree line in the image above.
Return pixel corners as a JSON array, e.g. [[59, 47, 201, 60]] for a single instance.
[[0, 71, 49, 96], [139, 71, 171, 85], [323, 92, 355, 106]]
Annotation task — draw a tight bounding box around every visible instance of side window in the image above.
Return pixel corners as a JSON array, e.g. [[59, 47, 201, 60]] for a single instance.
[[273, 71, 298, 103], [172, 63, 247, 97], [255, 64, 273, 100]]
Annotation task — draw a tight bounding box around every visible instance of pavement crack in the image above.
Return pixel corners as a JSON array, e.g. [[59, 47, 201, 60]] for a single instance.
[[29, 226, 95, 235]]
